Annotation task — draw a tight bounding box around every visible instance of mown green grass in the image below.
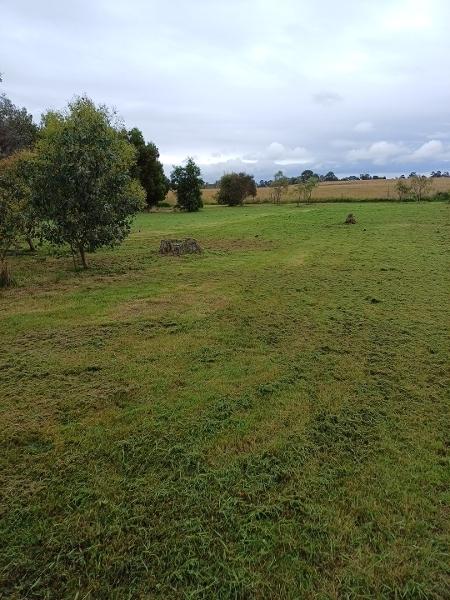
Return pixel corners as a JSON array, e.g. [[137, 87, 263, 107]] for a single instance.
[[1, 203, 449, 599]]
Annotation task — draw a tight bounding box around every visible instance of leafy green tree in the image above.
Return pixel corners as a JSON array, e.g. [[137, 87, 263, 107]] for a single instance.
[[170, 158, 203, 212], [323, 171, 338, 182], [0, 152, 32, 285], [0, 93, 38, 159], [271, 170, 289, 204], [409, 175, 432, 202], [127, 127, 169, 207], [395, 179, 411, 201], [127, 127, 145, 159], [296, 175, 319, 205], [33, 96, 145, 269], [216, 172, 257, 206], [300, 169, 316, 183]]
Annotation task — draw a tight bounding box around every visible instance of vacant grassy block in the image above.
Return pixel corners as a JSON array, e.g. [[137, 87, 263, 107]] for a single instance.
[[0, 202, 448, 599]]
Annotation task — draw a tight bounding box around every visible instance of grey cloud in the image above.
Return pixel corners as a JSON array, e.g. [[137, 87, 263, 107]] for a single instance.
[[410, 140, 445, 160]]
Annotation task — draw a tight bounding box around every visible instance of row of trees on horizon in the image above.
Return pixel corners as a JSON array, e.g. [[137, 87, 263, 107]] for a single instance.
[[245, 170, 450, 189]]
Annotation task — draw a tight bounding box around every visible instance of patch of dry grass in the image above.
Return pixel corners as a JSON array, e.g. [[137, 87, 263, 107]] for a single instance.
[[166, 177, 450, 205]]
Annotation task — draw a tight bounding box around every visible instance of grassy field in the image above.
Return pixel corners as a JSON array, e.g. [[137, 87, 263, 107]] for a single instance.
[[166, 177, 450, 205], [1, 202, 449, 599]]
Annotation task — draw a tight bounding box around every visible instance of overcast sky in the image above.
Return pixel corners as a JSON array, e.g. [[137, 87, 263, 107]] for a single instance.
[[1, 0, 450, 181]]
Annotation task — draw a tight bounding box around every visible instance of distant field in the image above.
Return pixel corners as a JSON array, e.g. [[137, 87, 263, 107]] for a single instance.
[[167, 177, 450, 205], [1, 203, 449, 598]]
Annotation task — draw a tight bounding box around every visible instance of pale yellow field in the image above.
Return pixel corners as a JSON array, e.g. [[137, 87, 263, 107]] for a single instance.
[[167, 177, 450, 205]]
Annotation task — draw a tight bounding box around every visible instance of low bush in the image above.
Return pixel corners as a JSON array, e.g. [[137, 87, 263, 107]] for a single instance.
[[433, 191, 450, 202]]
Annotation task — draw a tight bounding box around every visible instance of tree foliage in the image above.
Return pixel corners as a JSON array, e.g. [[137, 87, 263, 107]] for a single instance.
[[127, 127, 169, 207], [296, 176, 319, 204], [15, 150, 42, 251], [299, 169, 314, 183], [395, 179, 411, 201], [216, 172, 256, 206], [170, 158, 203, 212], [395, 176, 432, 202], [0, 94, 38, 159], [271, 170, 289, 204], [0, 152, 33, 285], [33, 96, 145, 268], [409, 175, 432, 202]]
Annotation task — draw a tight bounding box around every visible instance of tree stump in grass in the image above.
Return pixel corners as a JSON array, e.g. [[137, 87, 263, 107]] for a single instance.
[[344, 213, 356, 224], [159, 238, 202, 255]]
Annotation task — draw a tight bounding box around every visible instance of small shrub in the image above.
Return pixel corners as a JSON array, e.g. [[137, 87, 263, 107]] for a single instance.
[[217, 172, 257, 206], [433, 191, 450, 202]]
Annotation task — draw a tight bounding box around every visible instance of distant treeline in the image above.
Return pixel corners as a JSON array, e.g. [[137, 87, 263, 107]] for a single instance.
[[204, 169, 450, 189]]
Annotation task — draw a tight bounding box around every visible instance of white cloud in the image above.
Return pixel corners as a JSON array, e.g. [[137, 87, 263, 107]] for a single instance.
[[265, 142, 285, 160], [347, 141, 405, 164], [248, 45, 271, 63], [410, 139, 444, 160], [331, 51, 369, 75], [383, 0, 434, 32], [275, 152, 312, 166], [160, 151, 241, 166], [247, 142, 313, 166], [345, 138, 450, 171]]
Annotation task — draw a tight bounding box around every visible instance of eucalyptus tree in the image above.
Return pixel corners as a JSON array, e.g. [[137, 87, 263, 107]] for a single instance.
[[34, 96, 145, 268], [170, 158, 204, 212]]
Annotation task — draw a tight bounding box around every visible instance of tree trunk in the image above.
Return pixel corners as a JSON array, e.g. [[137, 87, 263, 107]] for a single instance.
[[26, 236, 36, 252], [0, 260, 12, 288], [78, 244, 88, 269], [70, 244, 78, 270]]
